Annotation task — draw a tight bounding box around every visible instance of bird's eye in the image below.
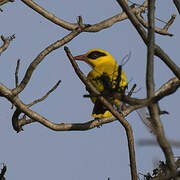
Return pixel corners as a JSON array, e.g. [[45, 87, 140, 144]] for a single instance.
[[87, 51, 106, 59]]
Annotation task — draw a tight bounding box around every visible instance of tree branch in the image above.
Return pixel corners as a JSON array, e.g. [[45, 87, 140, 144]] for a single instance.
[[116, 0, 177, 177], [20, 0, 169, 35], [0, 76, 179, 133], [64, 46, 138, 180], [116, 0, 180, 79]]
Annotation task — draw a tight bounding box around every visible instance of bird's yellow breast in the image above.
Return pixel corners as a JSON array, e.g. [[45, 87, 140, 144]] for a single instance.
[[87, 62, 127, 104]]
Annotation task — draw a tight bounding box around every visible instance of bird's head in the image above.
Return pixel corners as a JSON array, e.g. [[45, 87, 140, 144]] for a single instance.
[[73, 49, 116, 68]]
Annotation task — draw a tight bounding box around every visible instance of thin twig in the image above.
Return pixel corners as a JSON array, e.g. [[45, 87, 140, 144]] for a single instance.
[[127, 84, 136, 97], [163, 14, 176, 31], [27, 80, 61, 107], [15, 59, 20, 87], [121, 83, 136, 110], [64, 46, 138, 180]]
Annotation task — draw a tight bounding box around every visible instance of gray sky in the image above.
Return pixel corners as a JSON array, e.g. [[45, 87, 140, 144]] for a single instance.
[[0, 0, 180, 179]]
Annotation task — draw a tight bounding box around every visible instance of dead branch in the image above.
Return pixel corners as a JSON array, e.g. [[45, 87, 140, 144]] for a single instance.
[[0, 34, 15, 56]]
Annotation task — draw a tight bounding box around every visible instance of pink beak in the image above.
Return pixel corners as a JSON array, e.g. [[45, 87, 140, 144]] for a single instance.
[[73, 54, 89, 61]]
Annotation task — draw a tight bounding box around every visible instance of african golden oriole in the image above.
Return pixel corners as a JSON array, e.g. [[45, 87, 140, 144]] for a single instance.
[[74, 49, 127, 118]]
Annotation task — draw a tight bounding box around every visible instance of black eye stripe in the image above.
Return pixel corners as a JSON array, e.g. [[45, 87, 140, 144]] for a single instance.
[[87, 51, 106, 59]]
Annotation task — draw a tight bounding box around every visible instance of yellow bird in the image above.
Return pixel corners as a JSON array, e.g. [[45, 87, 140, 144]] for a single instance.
[[74, 49, 127, 118]]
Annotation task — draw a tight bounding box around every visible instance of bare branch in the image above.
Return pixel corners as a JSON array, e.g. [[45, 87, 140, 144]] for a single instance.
[[136, 13, 173, 36], [0, 77, 179, 133], [27, 80, 61, 107], [0, 34, 15, 56], [21, 0, 149, 33], [12, 27, 83, 96]]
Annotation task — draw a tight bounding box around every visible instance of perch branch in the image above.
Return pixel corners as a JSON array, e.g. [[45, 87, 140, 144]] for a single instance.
[[64, 46, 138, 180], [0, 77, 179, 132], [0, 34, 15, 55], [27, 80, 61, 107]]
